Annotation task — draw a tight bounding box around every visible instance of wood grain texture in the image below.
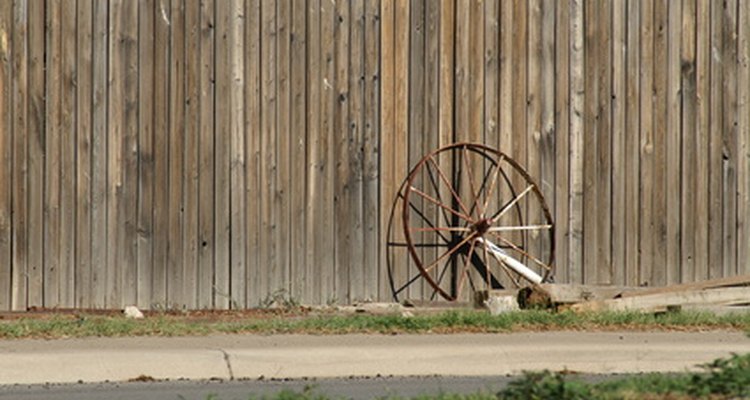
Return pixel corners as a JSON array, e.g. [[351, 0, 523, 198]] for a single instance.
[[2, 0, 750, 310]]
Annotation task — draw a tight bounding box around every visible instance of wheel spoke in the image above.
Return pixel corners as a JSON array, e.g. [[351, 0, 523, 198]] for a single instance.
[[487, 224, 553, 232], [426, 161, 453, 228], [481, 156, 504, 216], [461, 146, 484, 219], [456, 238, 477, 298], [421, 233, 476, 274], [426, 156, 473, 218], [494, 184, 535, 221], [490, 232, 551, 271], [406, 194, 451, 243], [409, 185, 474, 223], [409, 226, 471, 233]]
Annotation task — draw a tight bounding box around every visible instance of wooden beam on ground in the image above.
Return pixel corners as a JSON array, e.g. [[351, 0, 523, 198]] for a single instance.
[[618, 274, 750, 298], [518, 284, 644, 308], [571, 287, 750, 313]]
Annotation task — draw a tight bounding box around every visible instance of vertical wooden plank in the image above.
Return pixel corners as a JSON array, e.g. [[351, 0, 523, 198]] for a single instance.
[[0, 0, 11, 310], [469, 0, 483, 146], [568, 0, 584, 284], [245, 0, 260, 306], [183, 0, 201, 309], [363, 0, 380, 301], [408, 0, 425, 299], [306, 0, 322, 304], [347, 0, 365, 301], [485, 0, 499, 152], [708, 0, 724, 280], [378, 0, 395, 301], [90, 0, 109, 308], [681, 0, 697, 283], [624, 0, 641, 287], [289, 0, 307, 302], [137, 0, 154, 309], [694, 0, 710, 282], [499, 0, 512, 155], [276, 0, 291, 300], [151, 0, 170, 307], [124, 0, 139, 306], [334, 0, 351, 302], [107, 0, 121, 307], [60, 0, 77, 308], [639, 0, 654, 287], [596, 0, 612, 285], [526, 0, 542, 280], [611, 0, 626, 286], [539, 0, 555, 277], [76, 0, 94, 308], [198, 0, 216, 309], [392, 0, 409, 300], [651, 0, 668, 287], [422, 0, 439, 297], [722, 0, 738, 277], [316, 0, 335, 304], [554, 0, 570, 284], [45, 0, 62, 307], [582, 0, 598, 284], [229, 0, 246, 308], [215, 0, 232, 308], [167, 0, 186, 308], [666, 0, 682, 285], [739, 0, 750, 276], [11, 0, 29, 311]]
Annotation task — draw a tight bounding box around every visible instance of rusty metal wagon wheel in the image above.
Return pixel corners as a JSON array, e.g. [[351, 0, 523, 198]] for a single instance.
[[398, 142, 554, 302]]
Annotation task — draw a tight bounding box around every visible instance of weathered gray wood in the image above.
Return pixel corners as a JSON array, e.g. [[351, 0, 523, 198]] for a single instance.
[[11, 0, 29, 311], [739, 0, 750, 276], [638, 0, 654, 288], [694, 0, 710, 283], [681, 0, 697, 284], [610, 0, 625, 285], [554, 0, 570, 285], [290, 0, 307, 303], [624, 0, 640, 287], [665, 0, 682, 285], [244, 0, 260, 307], [573, 286, 750, 313], [276, 0, 291, 303], [708, 0, 724, 280], [568, 0, 584, 284], [363, 0, 380, 301], [722, 0, 738, 278], [0, 0, 11, 311], [619, 274, 750, 298], [76, 0, 94, 308]]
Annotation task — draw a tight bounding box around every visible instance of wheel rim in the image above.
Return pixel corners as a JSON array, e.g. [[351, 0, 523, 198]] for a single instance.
[[401, 143, 554, 301]]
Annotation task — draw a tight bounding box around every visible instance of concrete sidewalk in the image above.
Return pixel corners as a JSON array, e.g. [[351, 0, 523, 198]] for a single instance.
[[1, 331, 749, 385]]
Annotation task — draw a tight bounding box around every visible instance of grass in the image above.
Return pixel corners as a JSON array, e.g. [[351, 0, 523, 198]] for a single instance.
[[1, 309, 749, 339]]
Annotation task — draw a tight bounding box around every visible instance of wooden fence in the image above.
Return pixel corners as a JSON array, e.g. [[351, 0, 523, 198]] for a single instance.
[[0, 0, 749, 310]]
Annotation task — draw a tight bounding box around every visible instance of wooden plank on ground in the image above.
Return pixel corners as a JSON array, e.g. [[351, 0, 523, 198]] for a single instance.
[[520, 283, 644, 307], [76, 0, 94, 308], [572, 287, 750, 313], [619, 274, 750, 298], [11, 0, 29, 311]]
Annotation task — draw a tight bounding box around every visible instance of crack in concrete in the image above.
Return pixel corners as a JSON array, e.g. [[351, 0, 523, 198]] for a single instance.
[[219, 349, 234, 381]]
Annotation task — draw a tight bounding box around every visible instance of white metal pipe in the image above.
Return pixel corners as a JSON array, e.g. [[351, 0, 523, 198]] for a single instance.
[[475, 237, 543, 284]]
